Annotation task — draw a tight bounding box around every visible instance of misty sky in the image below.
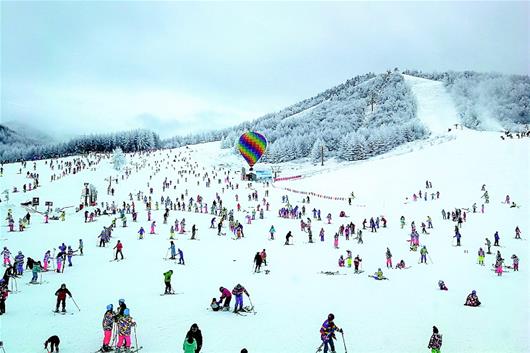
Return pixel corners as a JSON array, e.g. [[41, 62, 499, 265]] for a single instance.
[[1, 1, 528, 139]]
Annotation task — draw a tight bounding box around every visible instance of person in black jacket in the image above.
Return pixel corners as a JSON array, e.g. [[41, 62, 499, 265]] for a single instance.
[[186, 323, 203, 353], [44, 335, 60, 352], [253, 252, 263, 273]]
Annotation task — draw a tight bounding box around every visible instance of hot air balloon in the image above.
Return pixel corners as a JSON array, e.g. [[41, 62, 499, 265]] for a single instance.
[[237, 131, 267, 171]]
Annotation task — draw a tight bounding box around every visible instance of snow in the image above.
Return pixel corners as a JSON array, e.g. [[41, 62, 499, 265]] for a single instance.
[[1, 78, 529, 353], [403, 74, 461, 134]]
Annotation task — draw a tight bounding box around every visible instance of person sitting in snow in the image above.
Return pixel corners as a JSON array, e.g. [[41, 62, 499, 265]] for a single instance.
[[395, 260, 406, 269], [464, 290, 481, 307], [438, 280, 448, 291], [210, 298, 220, 312], [370, 268, 387, 280]]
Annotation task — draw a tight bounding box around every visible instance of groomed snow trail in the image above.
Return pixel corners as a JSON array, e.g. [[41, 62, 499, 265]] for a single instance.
[[403, 74, 460, 134]]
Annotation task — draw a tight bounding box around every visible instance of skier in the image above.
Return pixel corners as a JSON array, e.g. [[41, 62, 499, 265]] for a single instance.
[[31, 261, 41, 283], [67, 246, 75, 266], [285, 231, 293, 245], [101, 304, 115, 352], [353, 255, 362, 273], [511, 254, 519, 271], [495, 256, 504, 276], [477, 248, 485, 266], [114, 240, 124, 260], [370, 268, 387, 280], [191, 224, 197, 239], [385, 248, 392, 268], [178, 248, 185, 265], [78, 239, 84, 256], [0, 279, 8, 315], [427, 326, 443, 353], [138, 227, 145, 240], [210, 298, 221, 311], [319, 313, 343, 353], [254, 252, 263, 273], [494, 231, 500, 246], [164, 270, 174, 294], [116, 308, 136, 352], [169, 241, 177, 260], [420, 246, 428, 264], [464, 290, 481, 307], [44, 335, 61, 353], [338, 255, 345, 267], [1, 247, 11, 267], [260, 249, 267, 266], [116, 298, 127, 317], [150, 221, 156, 234], [170, 225, 176, 239], [395, 259, 406, 269], [454, 229, 462, 246], [232, 283, 250, 313], [14, 251, 24, 275], [485, 238, 492, 254], [185, 323, 203, 353], [514, 226, 521, 239], [218, 286, 232, 311], [54, 283, 72, 312]]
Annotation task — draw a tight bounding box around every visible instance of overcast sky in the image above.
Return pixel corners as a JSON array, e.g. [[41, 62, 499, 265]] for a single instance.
[[1, 1, 528, 139]]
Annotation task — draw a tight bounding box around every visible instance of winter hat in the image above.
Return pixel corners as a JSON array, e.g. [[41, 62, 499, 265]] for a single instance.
[[107, 304, 113, 311], [433, 326, 439, 333], [123, 308, 130, 316], [472, 290, 476, 295], [119, 299, 125, 304], [328, 313, 335, 321]]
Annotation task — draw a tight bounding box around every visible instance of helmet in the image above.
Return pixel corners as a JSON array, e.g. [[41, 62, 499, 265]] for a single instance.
[[119, 299, 125, 304], [107, 304, 113, 311], [472, 290, 476, 295], [219, 287, 224, 291], [18, 251, 22, 254], [328, 313, 335, 321], [123, 308, 130, 316]]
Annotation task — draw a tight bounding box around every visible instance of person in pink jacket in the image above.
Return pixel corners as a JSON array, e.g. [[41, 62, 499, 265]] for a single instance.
[[217, 286, 232, 311]]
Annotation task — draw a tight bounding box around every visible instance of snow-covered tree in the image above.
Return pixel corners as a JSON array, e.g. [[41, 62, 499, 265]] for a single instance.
[[112, 148, 127, 171]]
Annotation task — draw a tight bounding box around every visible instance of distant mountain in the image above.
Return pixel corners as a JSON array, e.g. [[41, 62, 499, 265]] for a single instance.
[[0, 124, 42, 146], [2, 121, 55, 144]]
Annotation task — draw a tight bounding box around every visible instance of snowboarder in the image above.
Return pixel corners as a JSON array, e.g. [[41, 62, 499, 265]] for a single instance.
[[319, 313, 342, 353], [164, 270, 174, 294], [185, 323, 203, 353], [54, 283, 72, 312], [427, 326, 443, 353], [44, 335, 61, 353], [232, 284, 250, 313]]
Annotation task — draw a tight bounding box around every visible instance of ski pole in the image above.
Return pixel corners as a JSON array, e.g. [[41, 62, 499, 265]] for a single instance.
[[341, 331, 347, 353], [164, 248, 169, 260], [428, 254, 434, 264], [248, 297, 256, 314], [71, 297, 81, 311], [134, 324, 139, 350]]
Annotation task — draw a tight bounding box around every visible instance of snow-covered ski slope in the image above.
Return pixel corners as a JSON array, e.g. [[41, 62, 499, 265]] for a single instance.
[[1, 78, 529, 353], [403, 74, 461, 134]]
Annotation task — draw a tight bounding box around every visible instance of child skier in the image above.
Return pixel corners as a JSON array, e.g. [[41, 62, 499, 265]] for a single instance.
[[319, 313, 343, 353], [101, 304, 115, 352], [116, 308, 136, 352], [427, 326, 443, 353], [54, 283, 72, 312], [232, 283, 250, 313], [164, 270, 174, 294]]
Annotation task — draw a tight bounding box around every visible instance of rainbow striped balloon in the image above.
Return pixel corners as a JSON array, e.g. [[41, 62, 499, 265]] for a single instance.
[[238, 131, 268, 169]]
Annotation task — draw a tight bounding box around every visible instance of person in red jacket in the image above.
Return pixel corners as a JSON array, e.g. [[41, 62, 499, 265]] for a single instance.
[[114, 240, 124, 260], [55, 283, 72, 312]]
